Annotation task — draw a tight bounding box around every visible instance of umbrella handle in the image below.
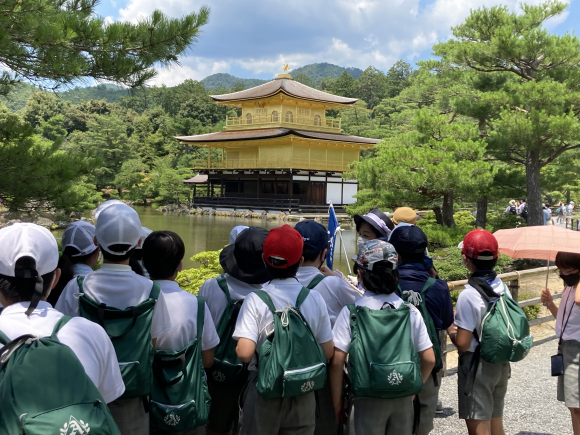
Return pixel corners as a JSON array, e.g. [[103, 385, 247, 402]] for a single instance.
[[543, 258, 550, 306]]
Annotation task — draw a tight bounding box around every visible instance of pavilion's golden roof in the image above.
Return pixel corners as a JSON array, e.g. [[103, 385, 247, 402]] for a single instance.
[[210, 77, 358, 105], [176, 127, 381, 145]]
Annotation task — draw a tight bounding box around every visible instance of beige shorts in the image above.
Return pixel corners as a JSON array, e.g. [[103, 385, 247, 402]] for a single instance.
[[417, 373, 441, 435]]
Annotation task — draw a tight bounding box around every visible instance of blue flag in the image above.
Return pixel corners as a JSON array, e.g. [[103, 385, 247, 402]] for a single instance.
[[326, 203, 339, 270]]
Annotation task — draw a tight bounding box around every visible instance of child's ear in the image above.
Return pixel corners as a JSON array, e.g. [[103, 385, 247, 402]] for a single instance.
[[178, 261, 183, 273]]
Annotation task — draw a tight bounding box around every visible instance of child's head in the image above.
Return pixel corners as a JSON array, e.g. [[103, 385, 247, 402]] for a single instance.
[[219, 226, 271, 284], [389, 225, 428, 265], [354, 209, 394, 240], [95, 204, 142, 263], [0, 223, 60, 310], [392, 207, 417, 226], [294, 220, 329, 267], [263, 225, 304, 279], [461, 229, 499, 271], [132, 227, 153, 262], [353, 239, 399, 294], [142, 231, 185, 280]]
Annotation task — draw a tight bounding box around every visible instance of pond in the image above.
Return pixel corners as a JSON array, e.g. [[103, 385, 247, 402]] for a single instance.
[[56, 206, 359, 273]]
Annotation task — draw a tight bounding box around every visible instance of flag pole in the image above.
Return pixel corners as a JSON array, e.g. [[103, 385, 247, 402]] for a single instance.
[[338, 228, 353, 275]]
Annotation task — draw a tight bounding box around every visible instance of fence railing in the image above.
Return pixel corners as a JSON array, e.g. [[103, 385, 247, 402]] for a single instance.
[[225, 114, 341, 132]]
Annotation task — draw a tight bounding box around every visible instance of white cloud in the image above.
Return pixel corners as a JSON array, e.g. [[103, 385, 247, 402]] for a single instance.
[[148, 59, 231, 86]]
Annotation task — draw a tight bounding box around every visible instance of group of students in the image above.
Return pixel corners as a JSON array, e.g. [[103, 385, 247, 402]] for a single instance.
[[0, 201, 547, 435]]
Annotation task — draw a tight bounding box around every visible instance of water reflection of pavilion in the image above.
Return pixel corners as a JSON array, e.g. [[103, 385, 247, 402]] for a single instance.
[[177, 73, 380, 212]]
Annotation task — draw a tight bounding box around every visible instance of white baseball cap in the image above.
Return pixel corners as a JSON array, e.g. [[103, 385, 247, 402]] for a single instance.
[[96, 204, 142, 255], [0, 223, 59, 277], [135, 227, 153, 250], [94, 199, 125, 221], [61, 221, 98, 257]]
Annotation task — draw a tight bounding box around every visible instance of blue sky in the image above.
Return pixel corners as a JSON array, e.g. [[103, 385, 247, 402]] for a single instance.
[[94, 0, 578, 85]]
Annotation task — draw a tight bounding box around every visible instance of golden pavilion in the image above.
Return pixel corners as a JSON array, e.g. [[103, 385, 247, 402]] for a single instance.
[[177, 72, 380, 211]]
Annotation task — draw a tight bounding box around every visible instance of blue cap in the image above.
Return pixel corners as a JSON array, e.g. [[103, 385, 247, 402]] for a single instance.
[[389, 225, 428, 254], [294, 220, 330, 254]]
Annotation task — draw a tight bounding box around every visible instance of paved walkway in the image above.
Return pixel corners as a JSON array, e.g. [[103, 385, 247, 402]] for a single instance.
[[433, 338, 572, 435]]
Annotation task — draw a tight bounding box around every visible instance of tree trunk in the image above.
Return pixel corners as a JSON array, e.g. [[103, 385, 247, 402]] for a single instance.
[[442, 190, 455, 227], [433, 206, 443, 225], [476, 197, 488, 228], [567, 189, 571, 204], [525, 148, 543, 226]]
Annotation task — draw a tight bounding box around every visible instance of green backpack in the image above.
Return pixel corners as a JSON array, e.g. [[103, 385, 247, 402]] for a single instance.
[[473, 283, 533, 364], [77, 276, 160, 399], [307, 274, 325, 289], [0, 317, 121, 435], [347, 302, 423, 399], [254, 288, 327, 400], [150, 295, 211, 432], [400, 278, 442, 371], [207, 275, 249, 385]]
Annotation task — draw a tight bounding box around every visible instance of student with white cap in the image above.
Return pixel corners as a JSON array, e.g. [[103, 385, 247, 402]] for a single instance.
[[48, 221, 100, 306], [0, 223, 125, 404], [56, 203, 172, 435], [132, 226, 153, 277]]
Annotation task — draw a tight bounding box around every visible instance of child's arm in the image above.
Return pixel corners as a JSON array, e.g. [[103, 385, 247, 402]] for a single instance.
[[320, 339, 335, 361], [201, 348, 215, 368], [418, 347, 436, 384], [236, 338, 256, 363], [329, 348, 347, 424], [453, 327, 474, 353]]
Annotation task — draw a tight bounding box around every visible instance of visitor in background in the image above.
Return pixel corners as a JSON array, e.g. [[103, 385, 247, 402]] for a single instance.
[[519, 199, 528, 221], [544, 205, 552, 226], [390, 225, 454, 435], [570, 202, 576, 216], [143, 231, 219, 435], [354, 209, 395, 242], [392, 206, 418, 226], [294, 220, 363, 435], [234, 225, 334, 435], [330, 239, 435, 434], [0, 223, 125, 404], [132, 226, 153, 277], [198, 226, 270, 435], [448, 229, 511, 435], [541, 252, 580, 435], [56, 203, 173, 435], [505, 200, 517, 215], [558, 202, 566, 224], [49, 221, 100, 306]]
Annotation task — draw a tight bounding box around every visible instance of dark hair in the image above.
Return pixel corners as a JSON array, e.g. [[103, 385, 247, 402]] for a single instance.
[[100, 244, 136, 262], [142, 231, 185, 280], [555, 252, 580, 271], [0, 256, 56, 304], [129, 256, 145, 276], [48, 246, 96, 306], [358, 261, 399, 295], [303, 245, 328, 263], [398, 252, 425, 265], [266, 260, 301, 280], [467, 254, 498, 271], [133, 249, 143, 261]]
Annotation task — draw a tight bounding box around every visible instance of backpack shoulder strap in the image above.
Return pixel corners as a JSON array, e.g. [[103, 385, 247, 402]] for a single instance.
[[296, 287, 310, 309], [196, 295, 205, 340], [421, 277, 437, 294], [307, 274, 325, 289], [51, 315, 72, 340], [77, 275, 85, 291], [216, 274, 232, 304], [254, 290, 276, 313], [149, 282, 161, 301], [0, 329, 10, 345]]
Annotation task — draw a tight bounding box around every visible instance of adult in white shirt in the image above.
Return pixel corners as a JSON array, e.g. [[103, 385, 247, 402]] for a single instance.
[[143, 230, 220, 435], [448, 229, 511, 435], [0, 223, 124, 405], [55, 204, 172, 435], [330, 239, 434, 435], [199, 226, 270, 435], [48, 221, 100, 307], [294, 219, 363, 435], [542, 252, 580, 435], [234, 225, 334, 435]]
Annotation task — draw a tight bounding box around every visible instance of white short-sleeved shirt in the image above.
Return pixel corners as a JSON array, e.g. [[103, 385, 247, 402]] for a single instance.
[[198, 274, 261, 325], [72, 263, 94, 279], [555, 286, 580, 342], [154, 280, 220, 352], [518, 203, 526, 214], [233, 278, 334, 371], [0, 302, 125, 403], [296, 267, 363, 327], [332, 291, 432, 354], [55, 263, 172, 339], [455, 277, 512, 352]]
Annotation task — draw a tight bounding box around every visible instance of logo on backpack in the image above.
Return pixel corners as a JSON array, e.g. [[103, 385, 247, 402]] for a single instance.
[[387, 369, 404, 386], [212, 370, 226, 383], [301, 380, 315, 393], [60, 416, 91, 435], [164, 413, 181, 427]]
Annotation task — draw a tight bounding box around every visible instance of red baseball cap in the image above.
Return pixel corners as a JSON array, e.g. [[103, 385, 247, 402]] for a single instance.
[[263, 225, 304, 268], [462, 229, 499, 260]]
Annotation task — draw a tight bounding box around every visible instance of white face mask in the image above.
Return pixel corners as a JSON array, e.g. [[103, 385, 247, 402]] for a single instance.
[[357, 236, 367, 252]]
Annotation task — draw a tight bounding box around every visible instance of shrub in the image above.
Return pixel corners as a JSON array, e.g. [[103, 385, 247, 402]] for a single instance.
[[453, 210, 475, 227], [488, 213, 527, 232], [518, 291, 541, 321], [432, 247, 513, 282], [176, 249, 223, 295]]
